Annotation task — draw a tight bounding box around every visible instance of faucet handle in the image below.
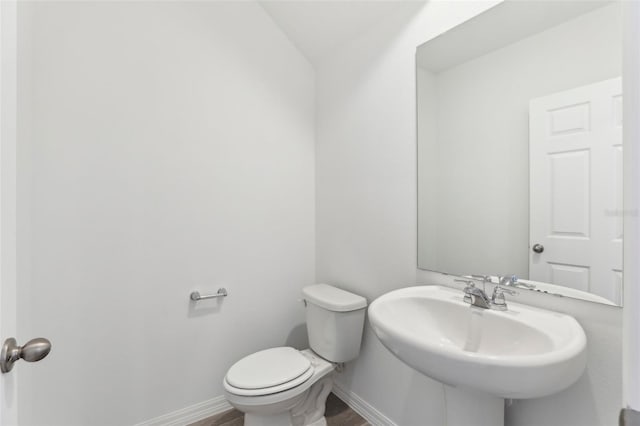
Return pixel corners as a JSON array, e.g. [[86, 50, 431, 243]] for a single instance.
[[454, 279, 475, 304], [491, 286, 518, 311]]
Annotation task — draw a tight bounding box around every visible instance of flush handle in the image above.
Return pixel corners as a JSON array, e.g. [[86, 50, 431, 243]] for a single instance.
[[0, 337, 51, 373]]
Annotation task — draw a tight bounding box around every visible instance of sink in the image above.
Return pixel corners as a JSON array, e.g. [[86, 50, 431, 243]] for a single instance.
[[368, 285, 587, 400]]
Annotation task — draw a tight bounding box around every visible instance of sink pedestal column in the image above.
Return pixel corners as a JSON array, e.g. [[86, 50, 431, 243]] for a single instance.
[[444, 385, 504, 426]]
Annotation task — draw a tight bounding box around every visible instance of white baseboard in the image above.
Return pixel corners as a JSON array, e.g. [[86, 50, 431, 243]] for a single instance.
[[133, 395, 232, 426], [332, 383, 397, 426], [133, 385, 392, 426]]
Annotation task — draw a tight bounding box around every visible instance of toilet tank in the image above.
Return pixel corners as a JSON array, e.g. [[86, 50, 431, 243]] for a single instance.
[[302, 284, 367, 363]]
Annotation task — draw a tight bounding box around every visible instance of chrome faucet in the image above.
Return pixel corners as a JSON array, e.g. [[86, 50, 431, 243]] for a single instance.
[[455, 278, 518, 311], [455, 279, 492, 309]]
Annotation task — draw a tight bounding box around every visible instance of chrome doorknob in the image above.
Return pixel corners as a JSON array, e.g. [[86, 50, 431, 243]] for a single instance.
[[1, 337, 51, 373], [532, 244, 545, 254]]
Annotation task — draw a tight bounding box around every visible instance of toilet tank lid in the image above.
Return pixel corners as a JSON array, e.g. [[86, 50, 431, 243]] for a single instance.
[[302, 284, 367, 312]]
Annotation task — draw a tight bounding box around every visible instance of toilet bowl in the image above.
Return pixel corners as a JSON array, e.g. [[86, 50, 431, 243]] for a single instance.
[[224, 348, 334, 426], [223, 284, 367, 426]]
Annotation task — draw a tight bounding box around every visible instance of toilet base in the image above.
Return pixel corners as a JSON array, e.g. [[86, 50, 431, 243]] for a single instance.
[[291, 376, 333, 426], [242, 376, 333, 426]]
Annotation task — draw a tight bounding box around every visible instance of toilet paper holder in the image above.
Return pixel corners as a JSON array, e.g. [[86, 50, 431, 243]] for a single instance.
[[190, 288, 228, 301]]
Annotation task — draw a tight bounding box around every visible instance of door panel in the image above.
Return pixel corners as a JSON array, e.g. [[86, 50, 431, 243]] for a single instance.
[[530, 77, 623, 304]]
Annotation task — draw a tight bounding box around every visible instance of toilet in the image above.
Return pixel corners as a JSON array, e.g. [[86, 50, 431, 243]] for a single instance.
[[223, 284, 367, 426]]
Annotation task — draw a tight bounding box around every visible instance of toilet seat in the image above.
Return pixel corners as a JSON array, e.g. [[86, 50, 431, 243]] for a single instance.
[[224, 347, 314, 397]]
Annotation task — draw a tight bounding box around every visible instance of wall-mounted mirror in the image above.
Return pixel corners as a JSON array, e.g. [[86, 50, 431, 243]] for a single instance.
[[416, 1, 623, 306]]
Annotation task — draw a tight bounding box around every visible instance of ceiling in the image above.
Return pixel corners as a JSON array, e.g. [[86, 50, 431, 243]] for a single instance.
[[259, 1, 414, 66], [416, 0, 613, 72]]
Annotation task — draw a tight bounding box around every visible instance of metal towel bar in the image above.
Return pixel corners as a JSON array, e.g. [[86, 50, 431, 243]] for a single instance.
[[190, 288, 228, 301]]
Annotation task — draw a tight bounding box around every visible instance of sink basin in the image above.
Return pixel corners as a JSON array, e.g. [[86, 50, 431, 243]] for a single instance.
[[368, 285, 587, 399]]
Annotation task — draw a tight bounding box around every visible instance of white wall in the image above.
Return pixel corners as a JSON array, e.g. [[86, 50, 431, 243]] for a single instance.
[[417, 4, 622, 279], [316, 1, 622, 425], [16, 2, 315, 425]]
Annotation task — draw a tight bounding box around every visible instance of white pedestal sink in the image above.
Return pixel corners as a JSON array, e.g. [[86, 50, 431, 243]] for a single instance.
[[368, 285, 587, 426]]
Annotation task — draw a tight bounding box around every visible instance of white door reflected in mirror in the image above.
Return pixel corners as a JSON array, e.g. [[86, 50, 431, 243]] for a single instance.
[[529, 78, 623, 305]]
